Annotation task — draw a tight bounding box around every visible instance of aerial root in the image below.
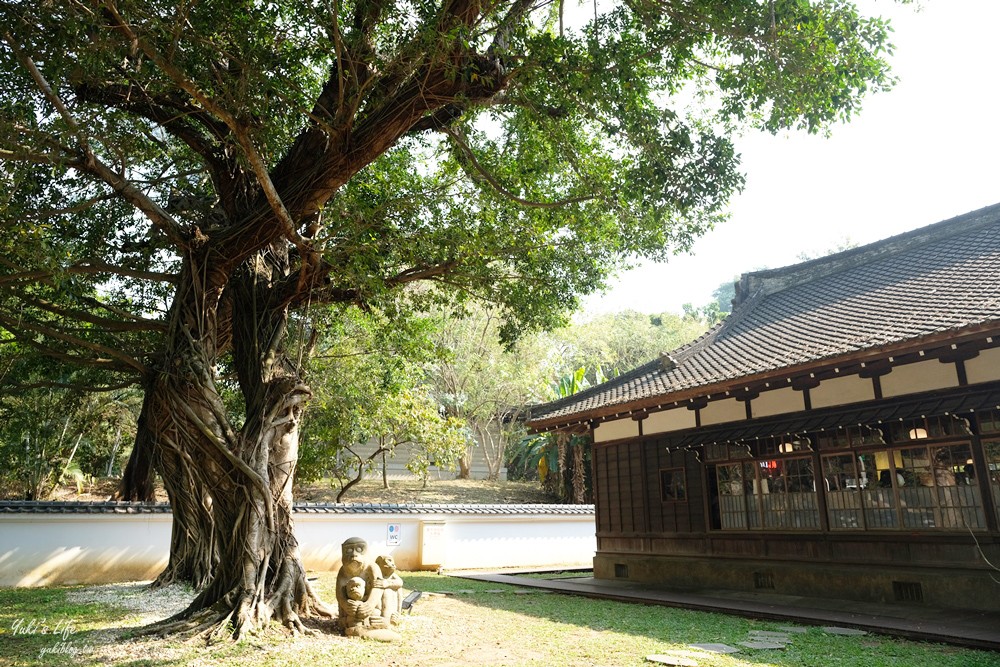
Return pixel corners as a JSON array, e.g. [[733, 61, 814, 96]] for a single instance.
[[138, 567, 337, 642]]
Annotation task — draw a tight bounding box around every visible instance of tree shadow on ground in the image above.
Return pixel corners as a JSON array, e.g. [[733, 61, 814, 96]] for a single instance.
[[400, 571, 996, 667], [2, 573, 994, 667]]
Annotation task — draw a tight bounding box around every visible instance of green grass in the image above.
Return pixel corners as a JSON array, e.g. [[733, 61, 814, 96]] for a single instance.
[[0, 586, 133, 666], [517, 570, 592, 579], [0, 573, 997, 667]]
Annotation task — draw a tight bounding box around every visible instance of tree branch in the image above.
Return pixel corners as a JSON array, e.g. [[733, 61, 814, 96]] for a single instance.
[[70, 259, 179, 284], [0, 380, 136, 393], [2, 30, 90, 152], [12, 293, 167, 333], [3, 28, 186, 247], [0, 312, 147, 374], [441, 126, 597, 209], [1, 334, 138, 371], [0, 259, 177, 287], [72, 81, 243, 212], [101, 0, 308, 258]]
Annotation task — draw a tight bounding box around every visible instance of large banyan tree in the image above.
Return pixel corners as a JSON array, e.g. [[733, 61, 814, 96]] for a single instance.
[[0, 0, 899, 638]]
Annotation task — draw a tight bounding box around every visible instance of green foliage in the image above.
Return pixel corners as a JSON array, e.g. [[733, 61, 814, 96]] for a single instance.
[[427, 305, 555, 480], [506, 432, 555, 483], [297, 306, 440, 485], [0, 0, 903, 351], [0, 0, 908, 509], [0, 379, 139, 499], [506, 367, 595, 501], [550, 311, 708, 381], [395, 389, 471, 485], [298, 306, 466, 494]]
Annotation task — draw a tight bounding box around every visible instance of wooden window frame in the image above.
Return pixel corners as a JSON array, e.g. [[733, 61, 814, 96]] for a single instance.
[[659, 467, 688, 503]]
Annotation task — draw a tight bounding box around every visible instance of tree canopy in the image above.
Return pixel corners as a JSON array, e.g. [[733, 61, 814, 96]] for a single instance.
[[0, 0, 899, 369], [0, 0, 903, 640]]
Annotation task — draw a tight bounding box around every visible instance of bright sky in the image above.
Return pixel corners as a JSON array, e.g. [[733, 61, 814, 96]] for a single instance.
[[582, 0, 1000, 316]]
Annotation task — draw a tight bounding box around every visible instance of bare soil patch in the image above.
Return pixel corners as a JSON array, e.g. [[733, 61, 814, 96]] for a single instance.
[[40, 476, 556, 505], [297, 477, 556, 504]]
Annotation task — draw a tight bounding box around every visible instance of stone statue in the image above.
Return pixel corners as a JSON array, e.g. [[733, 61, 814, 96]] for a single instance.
[[341, 576, 372, 635], [335, 537, 402, 641], [336, 537, 384, 629], [375, 554, 404, 625]]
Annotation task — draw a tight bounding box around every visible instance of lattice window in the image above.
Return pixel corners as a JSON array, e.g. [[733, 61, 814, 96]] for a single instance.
[[659, 468, 687, 503]]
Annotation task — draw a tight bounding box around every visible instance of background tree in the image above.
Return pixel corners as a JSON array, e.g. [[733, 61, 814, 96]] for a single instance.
[[0, 347, 141, 498], [298, 307, 465, 498], [510, 367, 595, 503], [297, 307, 435, 492], [395, 389, 470, 488], [429, 306, 554, 480], [551, 310, 708, 381], [0, 0, 901, 639]]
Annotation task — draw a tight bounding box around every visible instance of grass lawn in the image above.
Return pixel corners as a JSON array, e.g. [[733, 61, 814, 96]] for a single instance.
[[1, 572, 997, 667]]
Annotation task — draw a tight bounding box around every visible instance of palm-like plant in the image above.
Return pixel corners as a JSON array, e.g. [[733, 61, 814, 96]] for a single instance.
[[509, 367, 601, 503]]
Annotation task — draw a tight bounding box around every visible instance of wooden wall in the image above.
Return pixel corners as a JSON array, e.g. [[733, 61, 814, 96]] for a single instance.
[[594, 437, 704, 541]]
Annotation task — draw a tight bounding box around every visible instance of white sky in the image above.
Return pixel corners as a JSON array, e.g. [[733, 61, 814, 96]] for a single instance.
[[582, 0, 1000, 316]]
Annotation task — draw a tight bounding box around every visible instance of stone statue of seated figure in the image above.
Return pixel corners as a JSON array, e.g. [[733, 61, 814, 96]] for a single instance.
[[336, 536, 384, 631], [335, 537, 401, 641], [375, 554, 404, 625]]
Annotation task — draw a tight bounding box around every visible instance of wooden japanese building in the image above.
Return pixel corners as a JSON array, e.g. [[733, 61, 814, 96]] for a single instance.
[[528, 204, 1000, 611]]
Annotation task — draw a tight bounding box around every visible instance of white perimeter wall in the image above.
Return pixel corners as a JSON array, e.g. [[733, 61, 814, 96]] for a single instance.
[[0, 510, 595, 587]]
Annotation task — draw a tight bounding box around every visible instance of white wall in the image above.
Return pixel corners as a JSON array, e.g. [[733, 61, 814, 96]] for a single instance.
[[0, 514, 171, 587], [0, 508, 595, 587]]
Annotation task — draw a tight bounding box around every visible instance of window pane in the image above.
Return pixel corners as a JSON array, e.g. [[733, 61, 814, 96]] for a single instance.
[[860, 451, 900, 529], [932, 444, 984, 529], [717, 464, 747, 529], [898, 446, 936, 528], [823, 454, 863, 529], [660, 469, 687, 502], [755, 458, 819, 530], [817, 425, 885, 450], [978, 409, 1000, 435]]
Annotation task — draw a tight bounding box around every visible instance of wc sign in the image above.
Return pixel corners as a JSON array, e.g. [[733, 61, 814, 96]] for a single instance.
[[386, 523, 401, 546]]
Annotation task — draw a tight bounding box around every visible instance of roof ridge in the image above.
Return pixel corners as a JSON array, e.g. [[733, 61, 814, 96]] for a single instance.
[[0, 500, 595, 515], [526, 202, 1000, 430], [733, 202, 1000, 307]]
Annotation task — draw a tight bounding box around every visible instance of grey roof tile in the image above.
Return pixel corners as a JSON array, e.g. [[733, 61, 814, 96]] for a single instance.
[[0, 501, 594, 516], [530, 203, 1000, 425]]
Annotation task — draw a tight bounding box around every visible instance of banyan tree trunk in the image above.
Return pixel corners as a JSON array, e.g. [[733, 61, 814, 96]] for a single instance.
[[114, 242, 331, 638], [119, 391, 218, 591], [118, 388, 157, 503], [226, 247, 332, 634], [150, 247, 330, 639], [150, 425, 218, 590], [128, 252, 263, 637], [120, 372, 219, 590], [260, 375, 333, 632]]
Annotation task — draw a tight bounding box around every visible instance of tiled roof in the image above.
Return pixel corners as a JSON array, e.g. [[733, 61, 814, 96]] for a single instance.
[[293, 503, 594, 515], [530, 203, 1000, 426], [0, 500, 594, 515]]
